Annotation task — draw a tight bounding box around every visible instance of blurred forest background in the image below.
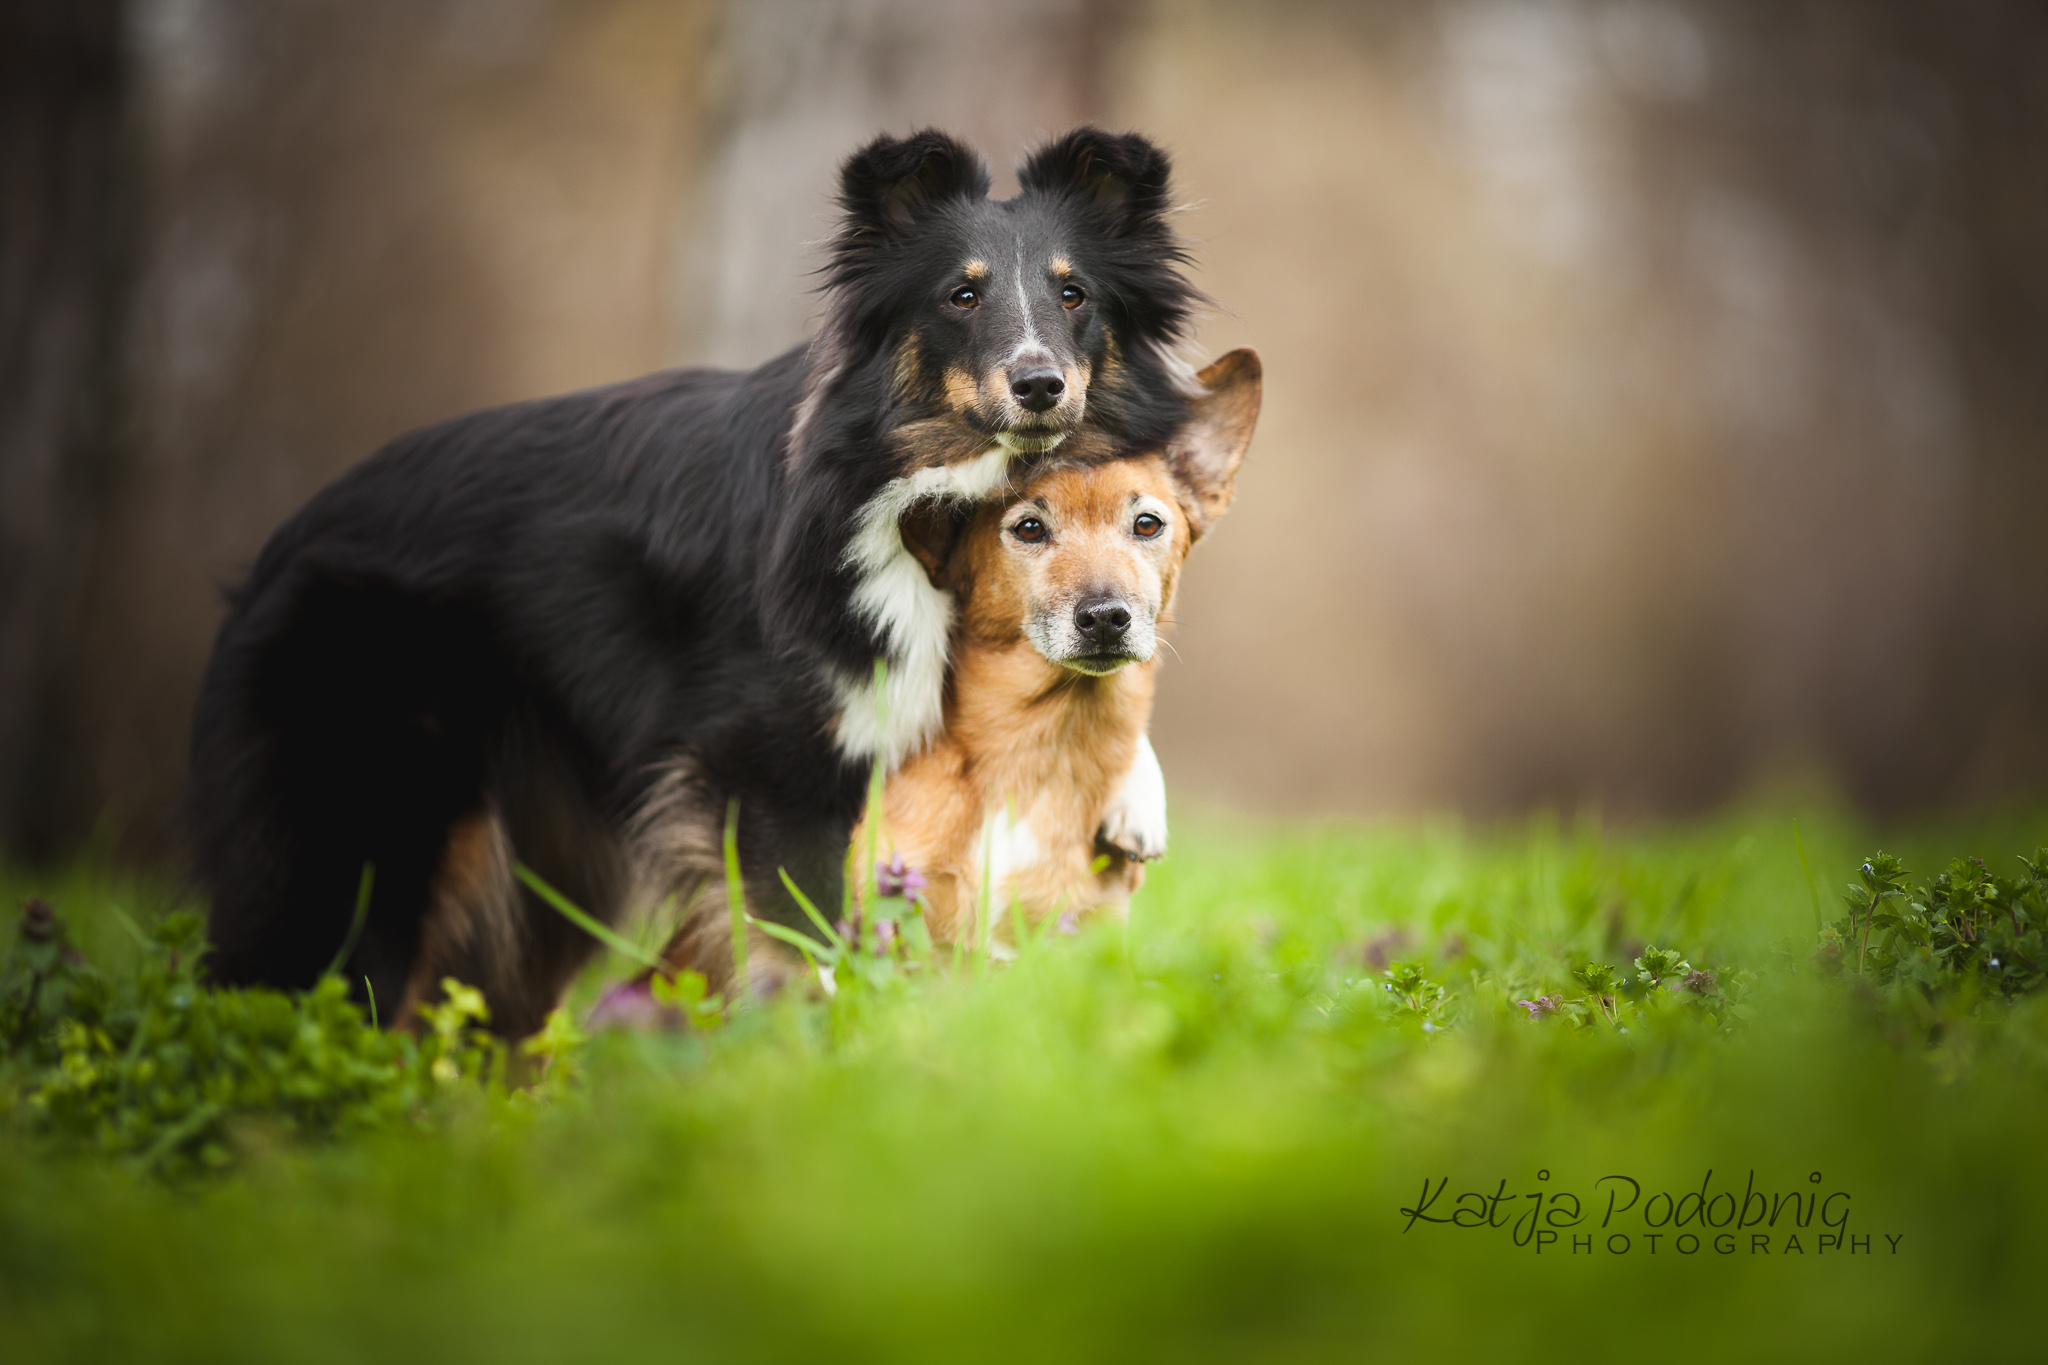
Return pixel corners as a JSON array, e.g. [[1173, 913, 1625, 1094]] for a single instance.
[[3, 0, 2045, 861]]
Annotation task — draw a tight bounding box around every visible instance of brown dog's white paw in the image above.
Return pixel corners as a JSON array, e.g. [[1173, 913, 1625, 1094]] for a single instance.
[[1097, 734, 1168, 862]]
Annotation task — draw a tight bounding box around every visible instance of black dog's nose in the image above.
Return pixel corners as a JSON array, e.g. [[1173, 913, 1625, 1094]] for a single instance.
[[1073, 597, 1132, 648], [1009, 366, 1065, 413]]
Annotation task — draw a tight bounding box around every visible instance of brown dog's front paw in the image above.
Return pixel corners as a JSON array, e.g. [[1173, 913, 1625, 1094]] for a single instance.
[[1097, 734, 1167, 861]]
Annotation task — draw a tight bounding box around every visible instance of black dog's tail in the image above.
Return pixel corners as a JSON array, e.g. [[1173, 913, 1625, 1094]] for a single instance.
[[187, 565, 518, 1021]]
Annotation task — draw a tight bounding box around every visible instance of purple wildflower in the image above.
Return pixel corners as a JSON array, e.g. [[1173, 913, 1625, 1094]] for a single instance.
[[1681, 968, 1718, 995], [875, 852, 928, 901], [1361, 927, 1410, 971], [1515, 994, 1562, 1019], [586, 979, 673, 1031], [21, 897, 54, 943], [874, 919, 897, 954]]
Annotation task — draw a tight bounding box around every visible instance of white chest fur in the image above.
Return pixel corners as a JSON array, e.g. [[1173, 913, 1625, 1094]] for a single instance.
[[833, 443, 1020, 767]]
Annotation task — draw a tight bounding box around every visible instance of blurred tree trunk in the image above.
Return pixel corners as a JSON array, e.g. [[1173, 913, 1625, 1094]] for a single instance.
[[22, 0, 1127, 861], [0, 0, 132, 857], [685, 0, 1129, 364]]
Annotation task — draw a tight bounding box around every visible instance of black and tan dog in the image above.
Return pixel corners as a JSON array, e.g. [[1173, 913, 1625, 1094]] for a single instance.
[[186, 127, 1233, 1034]]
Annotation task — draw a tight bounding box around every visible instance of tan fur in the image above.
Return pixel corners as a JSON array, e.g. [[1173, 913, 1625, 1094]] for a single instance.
[[942, 359, 1087, 438], [890, 332, 922, 404], [399, 809, 519, 1027], [627, 758, 808, 999], [1095, 329, 1121, 390], [977, 367, 1016, 416], [399, 718, 641, 1035], [889, 413, 1008, 470], [1170, 349, 1263, 534], [942, 365, 981, 417]]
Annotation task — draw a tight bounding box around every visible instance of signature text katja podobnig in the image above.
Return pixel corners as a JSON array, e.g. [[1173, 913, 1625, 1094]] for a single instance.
[[1400, 1170, 1901, 1256]]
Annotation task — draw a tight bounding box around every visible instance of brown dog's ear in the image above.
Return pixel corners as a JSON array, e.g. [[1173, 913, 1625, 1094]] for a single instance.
[[899, 499, 969, 589], [1169, 348, 1262, 539]]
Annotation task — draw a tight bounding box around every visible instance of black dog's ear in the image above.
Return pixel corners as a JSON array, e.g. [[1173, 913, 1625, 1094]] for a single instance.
[[1169, 348, 1262, 540], [1017, 128, 1174, 235], [838, 129, 991, 241]]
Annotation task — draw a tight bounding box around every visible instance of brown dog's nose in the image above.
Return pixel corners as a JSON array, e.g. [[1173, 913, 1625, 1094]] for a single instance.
[[1073, 597, 1132, 649], [1009, 366, 1065, 413]]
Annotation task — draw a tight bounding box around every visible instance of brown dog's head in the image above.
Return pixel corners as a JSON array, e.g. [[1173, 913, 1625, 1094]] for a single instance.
[[904, 348, 1262, 672]]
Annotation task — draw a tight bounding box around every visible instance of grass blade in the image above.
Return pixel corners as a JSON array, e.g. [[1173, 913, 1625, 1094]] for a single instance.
[[108, 905, 152, 952], [778, 866, 847, 951], [323, 863, 374, 979], [743, 913, 833, 966], [513, 862, 666, 972], [725, 798, 749, 999], [1793, 819, 1823, 931], [860, 657, 889, 918]]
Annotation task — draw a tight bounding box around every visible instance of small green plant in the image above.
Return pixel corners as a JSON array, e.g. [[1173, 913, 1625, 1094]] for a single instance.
[[1820, 848, 2048, 1014], [1511, 947, 1747, 1032], [1381, 959, 1451, 1029], [1568, 962, 1619, 1026], [2, 898, 524, 1178], [750, 856, 934, 998]]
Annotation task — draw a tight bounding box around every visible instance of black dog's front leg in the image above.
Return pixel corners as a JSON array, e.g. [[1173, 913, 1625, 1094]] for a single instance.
[[637, 740, 866, 997]]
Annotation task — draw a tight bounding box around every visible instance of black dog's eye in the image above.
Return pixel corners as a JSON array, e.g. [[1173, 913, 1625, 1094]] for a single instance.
[[1060, 284, 1085, 309], [1133, 513, 1163, 538], [1011, 517, 1047, 543], [950, 287, 979, 310]]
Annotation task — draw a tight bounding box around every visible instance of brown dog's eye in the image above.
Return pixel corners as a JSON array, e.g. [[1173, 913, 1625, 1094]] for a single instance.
[[1060, 285, 1085, 309], [949, 287, 979, 310], [1133, 513, 1163, 538], [1011, 517, 1047, 543]]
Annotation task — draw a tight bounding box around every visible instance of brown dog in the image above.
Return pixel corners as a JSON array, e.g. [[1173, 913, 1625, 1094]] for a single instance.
[[857, 348, 1262, 943]]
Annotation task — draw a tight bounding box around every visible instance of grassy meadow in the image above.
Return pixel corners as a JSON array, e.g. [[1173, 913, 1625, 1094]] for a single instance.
[[4, 802, 2047, 1362]]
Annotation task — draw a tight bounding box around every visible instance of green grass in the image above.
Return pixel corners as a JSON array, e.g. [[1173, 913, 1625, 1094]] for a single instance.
[[5, 802, 2048, 1362]]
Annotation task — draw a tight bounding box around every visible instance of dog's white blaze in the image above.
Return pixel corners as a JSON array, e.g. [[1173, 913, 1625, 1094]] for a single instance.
[[835, 444, 1017, 767], [1007, 247, 1043, 361], [1097, 733, 1169, 861]]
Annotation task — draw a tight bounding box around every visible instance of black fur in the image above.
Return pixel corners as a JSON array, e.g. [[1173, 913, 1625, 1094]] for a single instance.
[[186, 128, 1202, 1034]]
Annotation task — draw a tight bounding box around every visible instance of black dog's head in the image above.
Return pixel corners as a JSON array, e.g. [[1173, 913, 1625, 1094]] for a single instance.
[[822, 128, 1203, 460]]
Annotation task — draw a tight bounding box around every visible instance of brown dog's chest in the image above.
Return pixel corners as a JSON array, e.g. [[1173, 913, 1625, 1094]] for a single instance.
[[862, 645, 1152, 943]]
